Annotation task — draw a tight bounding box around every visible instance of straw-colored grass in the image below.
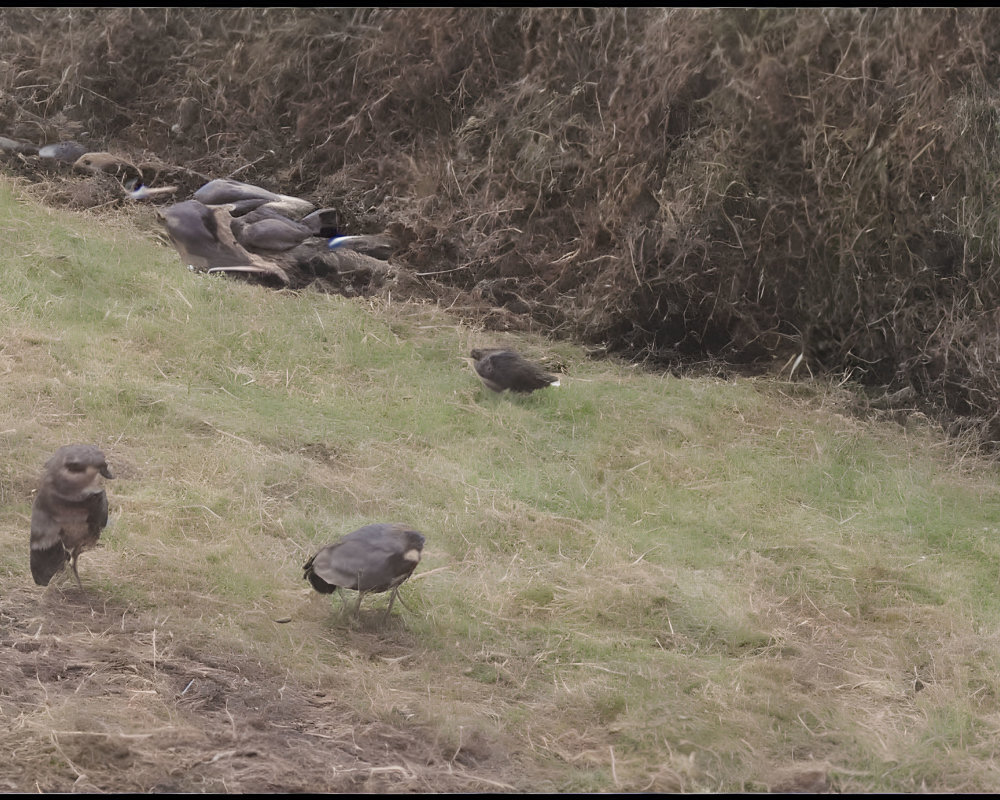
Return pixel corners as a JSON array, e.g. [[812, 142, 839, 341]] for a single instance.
[[2, 178, 1000, 791]]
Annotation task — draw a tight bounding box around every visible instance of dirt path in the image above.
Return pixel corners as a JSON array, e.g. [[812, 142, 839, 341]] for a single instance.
[[0, 584, 522, 792]]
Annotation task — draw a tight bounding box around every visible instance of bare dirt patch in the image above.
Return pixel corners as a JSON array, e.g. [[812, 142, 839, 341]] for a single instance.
[[0, 583, 522, 793]]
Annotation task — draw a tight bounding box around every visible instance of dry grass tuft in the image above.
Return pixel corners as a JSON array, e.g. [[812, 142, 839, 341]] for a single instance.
[[0, 587, 516, 793], [3, 9, 1000, 448]]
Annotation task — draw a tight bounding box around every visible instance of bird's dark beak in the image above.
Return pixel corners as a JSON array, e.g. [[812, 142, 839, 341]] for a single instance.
[[100, 465, 114, 479]]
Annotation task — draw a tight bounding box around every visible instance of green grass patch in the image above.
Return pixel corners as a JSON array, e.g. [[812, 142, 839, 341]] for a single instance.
[[3, 179, 1000, 791]]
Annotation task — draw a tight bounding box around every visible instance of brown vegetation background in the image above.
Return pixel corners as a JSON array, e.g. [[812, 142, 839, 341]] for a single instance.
[[2, 7, 999, 448]]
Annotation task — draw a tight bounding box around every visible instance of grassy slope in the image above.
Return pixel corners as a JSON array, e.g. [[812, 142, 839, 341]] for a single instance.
[[2, 178, 1000, 791]]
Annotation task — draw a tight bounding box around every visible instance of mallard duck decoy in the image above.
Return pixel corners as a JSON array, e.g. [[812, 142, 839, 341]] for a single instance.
[[30, 444, 114, 589], [230, 206, 340, 252], [235, 203, 339, 232], [158, 200, 290, 284], [38, 141, 89, 163], [73, 151, 143, 185], [191, 179, 341, 252], [468, 348, 560, 393], [303, 523, 425, 617], [193, 178, 315, 218], [0, 136, 39, 155], [232, 216, 316, 252], [328, 234, 397, 261], [126, 181, 179, 202]]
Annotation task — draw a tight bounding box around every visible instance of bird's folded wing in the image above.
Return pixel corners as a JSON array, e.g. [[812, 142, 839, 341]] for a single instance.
[[30, 508, 63, 551]]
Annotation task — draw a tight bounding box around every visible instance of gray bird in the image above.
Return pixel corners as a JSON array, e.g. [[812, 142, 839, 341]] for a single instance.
[[469, 348, 560, 393], [29, 444, 114, 589], [303, 523, 425, 617]]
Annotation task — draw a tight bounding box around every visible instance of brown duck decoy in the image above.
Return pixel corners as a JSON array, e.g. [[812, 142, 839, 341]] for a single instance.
[[73, 151, 143, 185]]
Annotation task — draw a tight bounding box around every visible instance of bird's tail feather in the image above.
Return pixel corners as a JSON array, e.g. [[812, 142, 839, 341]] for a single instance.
[[30, 544, 68, 586]]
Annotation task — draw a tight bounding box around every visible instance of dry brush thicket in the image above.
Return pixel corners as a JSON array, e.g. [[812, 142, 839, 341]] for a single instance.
[[2, 7, 1000, 449]]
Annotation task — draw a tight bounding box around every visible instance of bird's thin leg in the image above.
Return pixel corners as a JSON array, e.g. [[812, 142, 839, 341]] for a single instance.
[[354, 590, 365, 617], [336, 587, 350, 614], [383, 587, 400, 619], [393, 589, 416, 613], [70, 553, 83, 590]]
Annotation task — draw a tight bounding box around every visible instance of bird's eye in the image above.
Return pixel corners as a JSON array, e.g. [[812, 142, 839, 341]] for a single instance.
[[65, 463, 85, 473]]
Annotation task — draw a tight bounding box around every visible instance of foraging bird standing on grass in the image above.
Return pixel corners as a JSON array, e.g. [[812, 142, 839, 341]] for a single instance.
[[303, 523, 425, 617], [29, 445, 114, 589], [468, 348, 560, 393]]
